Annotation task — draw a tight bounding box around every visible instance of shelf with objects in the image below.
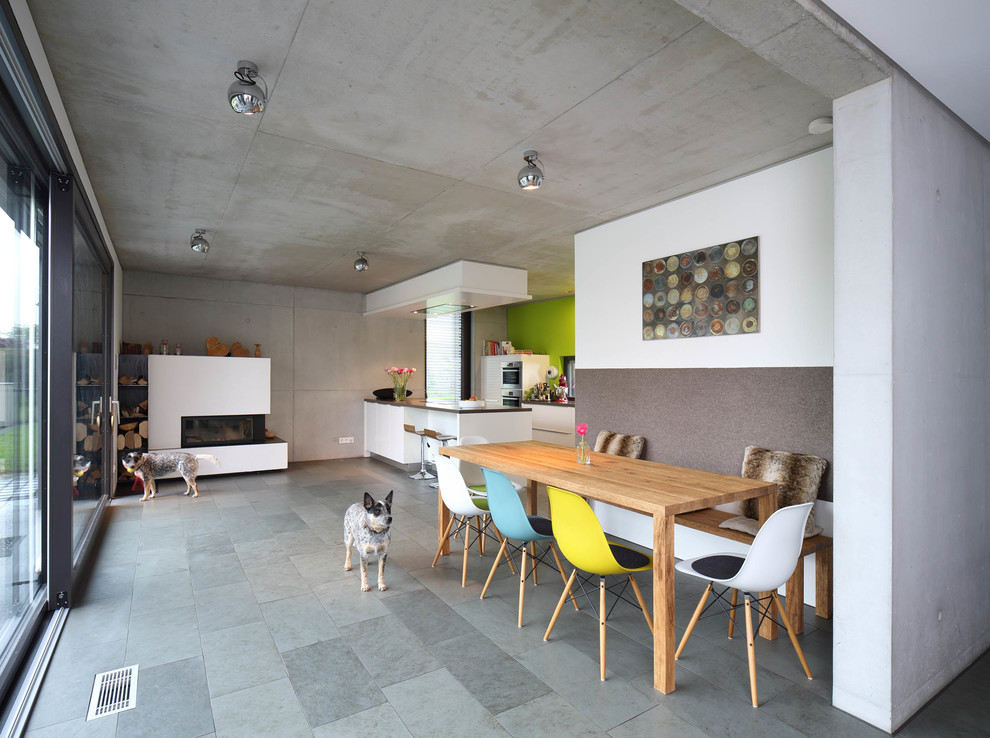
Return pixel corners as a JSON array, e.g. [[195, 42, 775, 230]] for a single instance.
[[74, 352, 107, 500], [115, 353, 149, 495]]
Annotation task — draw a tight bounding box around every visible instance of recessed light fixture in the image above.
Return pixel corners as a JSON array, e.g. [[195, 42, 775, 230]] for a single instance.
[[808, 116, 833, 135], [190, 229, 210, 253], [228, 60, 267, 115], [517, 150, 545, 190], [354, 251, 369, 272]]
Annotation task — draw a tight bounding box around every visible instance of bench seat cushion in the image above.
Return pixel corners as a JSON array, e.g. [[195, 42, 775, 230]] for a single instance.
[[593, 431, 645, 459]]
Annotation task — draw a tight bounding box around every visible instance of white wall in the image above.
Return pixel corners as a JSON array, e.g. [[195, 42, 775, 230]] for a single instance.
[[576, 148, 834, 370], [123, 272, 424, 462]]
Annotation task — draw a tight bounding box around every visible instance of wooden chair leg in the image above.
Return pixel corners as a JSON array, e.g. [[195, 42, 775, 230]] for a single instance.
[[478, 515, 486, 555], [432, 514, 456, 567], [675, 582, 711, 659], [549, 543, 579, 610], [728, 588, 739, 638], [492, 528, 517, 574], [531, 541, 538, 586], [773, 592, 813, 680], [544, 569, 577, 641], [628, 574, 653, 635], [461, 516, 470, 588], [481, 538, 507, 599], [599, 576, 607, 681], [518, 545, 528, 627], [744, 595, 758, 707]]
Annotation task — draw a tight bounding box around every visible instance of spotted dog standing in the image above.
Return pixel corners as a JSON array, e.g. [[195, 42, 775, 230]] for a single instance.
[[344, 491, 393, 591], [121, 451, 220, 501]]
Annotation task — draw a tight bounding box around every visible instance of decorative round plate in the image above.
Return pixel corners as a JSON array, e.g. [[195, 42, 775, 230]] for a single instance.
[[643, 309, 654, 321], [694, 267, 708, 283], [668, 288, 680, 304], [667, 256, 679, 272], [742, 297, 757, 313], [708, 266, 723, 281], [643, 262, 653, 276], [710, 283, 725, 299], [680, 322, 693, 337], [643, 278, 654, 291], [724, 317, 741, 334], [741, 239, 757, 255], [694, 302, 709, 319], [654, 292, 667, 307], [742, 259, 758, 276], [694, 322, 708, 336], [710, 319, 724, 335], [666, 323, 679, 338], [742, 277, 757, 293], [680, 287, 693, 303], [654, 259, 666, 274], [680, 254, 693, 269], [666, 305, 679, 321], [724, 261, 740, 278], [708, 245, 724, 262], [643, 326, 654, 339], [726, 299, 740, 314], [680, 271, 694, 286], [742, 317, 758, 333], [643, 293, 654, 307], [694, 250, 707, 265], [695, 285, 710, 302], [654, 325, 666, 339], [725, 281, 740, 297], [679, 304, 693, 320], [725, 242, 740, 260], [666, 273, 679, 288], [710, 300, 724, 316]]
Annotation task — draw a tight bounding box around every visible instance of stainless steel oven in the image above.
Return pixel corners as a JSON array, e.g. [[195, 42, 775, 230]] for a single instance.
[[501, 360, 522, 388], [501, 388, 522, 407]]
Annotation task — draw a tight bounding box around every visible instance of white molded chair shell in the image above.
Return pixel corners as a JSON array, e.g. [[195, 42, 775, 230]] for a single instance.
[[453, 435, 489, 488], [435, 455, 488, 518]]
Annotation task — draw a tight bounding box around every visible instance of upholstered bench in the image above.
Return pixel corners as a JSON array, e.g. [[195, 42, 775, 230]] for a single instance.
[[674, 506, 833, 634]]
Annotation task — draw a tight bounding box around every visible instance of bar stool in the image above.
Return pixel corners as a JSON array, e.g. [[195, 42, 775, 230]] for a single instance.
[[424, 428, 457, 489], [403, 424, 435, 480]]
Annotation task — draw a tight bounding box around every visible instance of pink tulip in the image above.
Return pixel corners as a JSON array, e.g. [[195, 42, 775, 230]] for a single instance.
[[576, 423, 588, 436]]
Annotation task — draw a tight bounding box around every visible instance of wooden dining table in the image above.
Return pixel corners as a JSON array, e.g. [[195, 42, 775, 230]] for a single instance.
[[438, 440, 777, 694]]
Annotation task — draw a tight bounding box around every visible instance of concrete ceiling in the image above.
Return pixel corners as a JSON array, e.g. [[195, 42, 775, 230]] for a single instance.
[[28, 0, 885, 300]]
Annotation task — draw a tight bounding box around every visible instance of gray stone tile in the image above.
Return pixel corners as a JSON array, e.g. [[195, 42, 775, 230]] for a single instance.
[[275, 528, 330, 556], [225, 520, 274, 545], [514, 640, 656, 731], [24, 715, 118, 737], [759, 685, 889, 738], [313, 577, 390, 628], [233, 537, 289, 569], [262, 511, 309, 534], [244, 561, 311, 603], [76, 561, 136, 604], [189, 552, 248, 591], [125, 604, 201, 668], [60, 595, 131, 649], [383, 668, 508, 736], [289, 547, 350, 587], [130, 571, 194, 616], [211, 677, 311, 738], [431, 631, 551, 715], [134, 544, 190, 579], [201, 620, 286, 697], [184, 532, 235, 564], [116, 657, 214, 738], [340, 615, 441, 688], [312, 703, 412, 738], [497, 692, 609, 737], [261, 593, 340, 652], [194, 581, 264, 634], [282, 638, 385, 727], [453, 596, 550, 657], [381, 589, 478, 646]]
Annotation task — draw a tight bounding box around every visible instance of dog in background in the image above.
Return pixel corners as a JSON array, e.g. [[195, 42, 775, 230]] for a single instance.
[[72, 454, 91, 497], [121, 451, 220, 501], [344, 491, 393, 591]]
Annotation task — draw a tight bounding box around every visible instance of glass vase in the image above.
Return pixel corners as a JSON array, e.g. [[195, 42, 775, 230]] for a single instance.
[[392, 377, 409, 402], [576, 437, 591, 464]]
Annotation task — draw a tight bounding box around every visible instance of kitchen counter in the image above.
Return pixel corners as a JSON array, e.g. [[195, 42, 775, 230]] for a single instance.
[[522, 399, 575, 407], [364, 398, 531, 414]]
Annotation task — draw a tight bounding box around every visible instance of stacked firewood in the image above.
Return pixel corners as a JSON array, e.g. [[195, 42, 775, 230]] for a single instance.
[[117, 399, 149, 450]]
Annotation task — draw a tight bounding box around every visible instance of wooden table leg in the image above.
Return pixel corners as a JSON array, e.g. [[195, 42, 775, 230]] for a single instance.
[[786, 558, 805, 635], [526, 479, 538, 515], [756, 490, 778, 640], [653, 513, 675, 693], [437, 488, 450, 556], [816, 547, 833, 619]]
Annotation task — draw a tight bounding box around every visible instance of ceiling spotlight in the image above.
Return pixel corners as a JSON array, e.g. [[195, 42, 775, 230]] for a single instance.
[[517, 150, 545, 190], [354, 251, 369, 272], [808, 116, 833, 135], [228, 60, 267, 115], [190, 229, 210, 253]]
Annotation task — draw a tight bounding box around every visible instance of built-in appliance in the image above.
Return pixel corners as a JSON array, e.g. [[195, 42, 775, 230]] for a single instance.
[[501, 360, 522, 388], [501, 388, 522, 407], [181, 414, 266, 448]]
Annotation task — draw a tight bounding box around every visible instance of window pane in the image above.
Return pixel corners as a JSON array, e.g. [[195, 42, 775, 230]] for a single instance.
[[0, 156, 42, 656], [426, 314, 462, 401]]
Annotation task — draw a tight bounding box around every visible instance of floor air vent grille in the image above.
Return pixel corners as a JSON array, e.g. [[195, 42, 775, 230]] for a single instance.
[[86, 664, 138, 720]]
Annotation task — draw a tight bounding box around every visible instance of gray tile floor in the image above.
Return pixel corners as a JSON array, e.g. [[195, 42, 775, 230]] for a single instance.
[[23, 458, 988, 737]]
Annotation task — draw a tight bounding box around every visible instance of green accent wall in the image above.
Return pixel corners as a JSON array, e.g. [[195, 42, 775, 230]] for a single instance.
[[506, 296, 575, 375]]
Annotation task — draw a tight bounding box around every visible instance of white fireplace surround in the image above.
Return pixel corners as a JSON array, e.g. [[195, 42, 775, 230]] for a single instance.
[[147, 355, 287, 475]]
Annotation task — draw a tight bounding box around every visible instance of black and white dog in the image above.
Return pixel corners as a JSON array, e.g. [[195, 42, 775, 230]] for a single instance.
[[344, 491, 393, 591], [121, 451, 220, 501]]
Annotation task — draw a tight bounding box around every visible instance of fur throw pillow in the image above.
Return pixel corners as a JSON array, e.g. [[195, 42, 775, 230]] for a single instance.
[[721, 446, 827, 538], [593, 431, 645, 459]]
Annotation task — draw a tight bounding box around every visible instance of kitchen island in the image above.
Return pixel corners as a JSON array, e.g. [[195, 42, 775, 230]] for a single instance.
[[363, 398, 532, 470]]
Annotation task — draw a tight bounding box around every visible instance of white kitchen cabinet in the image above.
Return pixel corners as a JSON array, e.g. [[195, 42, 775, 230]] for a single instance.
[[524, 402, 575, 446]]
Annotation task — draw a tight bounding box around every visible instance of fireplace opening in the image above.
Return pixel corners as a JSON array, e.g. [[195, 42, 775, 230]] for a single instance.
[[181, 414, 266, 448]]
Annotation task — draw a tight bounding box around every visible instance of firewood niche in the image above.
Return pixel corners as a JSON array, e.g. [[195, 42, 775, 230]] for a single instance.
[[206, 337, 253, 357]]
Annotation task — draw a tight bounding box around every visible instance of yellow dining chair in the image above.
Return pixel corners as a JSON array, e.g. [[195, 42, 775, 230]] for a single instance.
[[543, 485, 654, 681]]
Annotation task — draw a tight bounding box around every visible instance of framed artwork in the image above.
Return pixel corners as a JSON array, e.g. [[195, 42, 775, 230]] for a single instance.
[[642, 236, 759, 340]]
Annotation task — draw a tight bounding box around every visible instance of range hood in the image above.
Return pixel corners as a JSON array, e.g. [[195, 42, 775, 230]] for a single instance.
[[364, 260, 531, 319]]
